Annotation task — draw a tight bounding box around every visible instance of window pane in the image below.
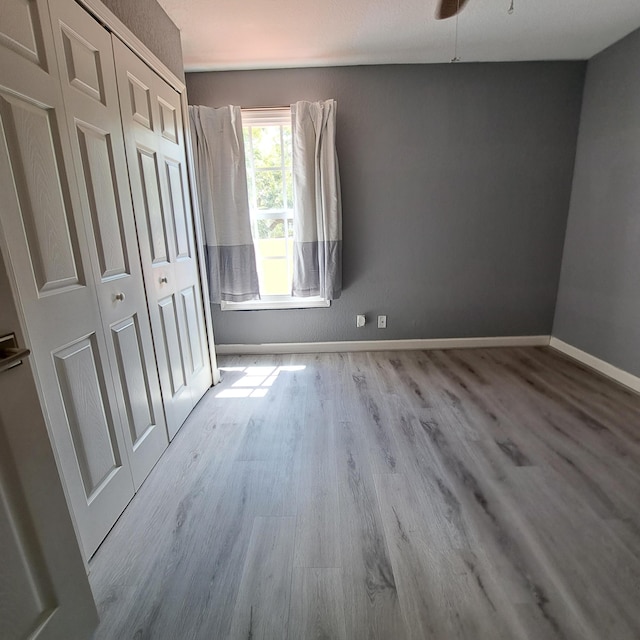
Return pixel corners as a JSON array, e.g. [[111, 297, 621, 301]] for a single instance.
[[251, 126, 282, 168], [240, 110, 299, 304], [257, 238, 286, 258], [256, 219, 285, 240], [259, 258, 290, 295], [255, 170, 283, 209]]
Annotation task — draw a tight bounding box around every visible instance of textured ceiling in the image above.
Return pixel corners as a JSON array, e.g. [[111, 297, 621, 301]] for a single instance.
[[157, 0, 640, 71]]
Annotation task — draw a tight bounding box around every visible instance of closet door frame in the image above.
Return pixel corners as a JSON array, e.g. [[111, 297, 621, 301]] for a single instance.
[[77, 0, 219, 385]]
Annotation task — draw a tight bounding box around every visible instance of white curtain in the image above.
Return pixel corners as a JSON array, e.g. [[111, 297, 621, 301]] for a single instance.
[[291, 100, 342, 300], [189, 105, 259, 303]]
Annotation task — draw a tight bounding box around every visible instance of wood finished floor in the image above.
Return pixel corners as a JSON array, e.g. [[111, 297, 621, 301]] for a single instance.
[[89, 347, 640, 640]]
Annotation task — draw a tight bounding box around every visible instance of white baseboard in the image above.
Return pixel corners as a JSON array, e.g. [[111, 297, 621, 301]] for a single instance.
[[215, 335, 551, 356], [549, 337, 640, 394]]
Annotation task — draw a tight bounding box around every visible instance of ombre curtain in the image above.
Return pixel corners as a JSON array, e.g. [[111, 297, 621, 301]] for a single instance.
[[189, 105, 259, 303], [291, 100, 342, 300]]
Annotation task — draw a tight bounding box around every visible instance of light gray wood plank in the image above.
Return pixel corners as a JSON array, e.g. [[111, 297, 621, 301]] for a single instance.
[[387, 361, 598, 639], [335, 420, 407, 639], [347, 352, 402, 474], [229, 516, 296, 640], [288, 568, 348, 640], [505, 466, 640, 640], [452, 348, 640, 527], [293, 355, 341, 568], [374, 471, 524, 640]]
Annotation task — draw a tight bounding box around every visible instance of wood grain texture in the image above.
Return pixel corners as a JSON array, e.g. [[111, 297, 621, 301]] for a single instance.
[[228, 516, 296, 640], [288, 568, 348, 640], [90, 347, 640, 639]]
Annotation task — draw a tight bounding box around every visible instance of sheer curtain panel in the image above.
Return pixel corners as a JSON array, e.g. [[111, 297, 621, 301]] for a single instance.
[[291, 100, 342, 300], [189, 105, 259, 303]]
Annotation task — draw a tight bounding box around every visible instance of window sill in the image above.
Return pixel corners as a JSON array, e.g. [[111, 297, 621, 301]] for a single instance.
[[220, 297, 330, 311]]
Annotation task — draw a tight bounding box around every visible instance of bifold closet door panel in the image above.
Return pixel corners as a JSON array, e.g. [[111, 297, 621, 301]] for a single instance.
[[0, 0, 135, 559], [48, 0, 169, 490], [113, 37, 212, 440], [0, 243, 98, 639]]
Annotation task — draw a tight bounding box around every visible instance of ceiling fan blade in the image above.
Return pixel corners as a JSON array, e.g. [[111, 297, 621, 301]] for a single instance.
[[436, 0, 470, 20]]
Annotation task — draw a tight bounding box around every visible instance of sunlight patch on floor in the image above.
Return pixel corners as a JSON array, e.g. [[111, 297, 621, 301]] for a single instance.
[[216, 364, 306, 398]]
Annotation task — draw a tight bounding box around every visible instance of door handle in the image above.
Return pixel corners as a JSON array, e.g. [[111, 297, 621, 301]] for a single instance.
[[114, 292, 126, 302], [0, 333, 30, 373], [160, 276, 168, 284]]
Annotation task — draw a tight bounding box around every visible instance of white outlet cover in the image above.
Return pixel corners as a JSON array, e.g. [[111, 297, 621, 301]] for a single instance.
[[378, 315, 387, 328]]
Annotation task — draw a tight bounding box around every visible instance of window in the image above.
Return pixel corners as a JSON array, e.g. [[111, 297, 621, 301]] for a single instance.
[[220, 108, 329, 311]]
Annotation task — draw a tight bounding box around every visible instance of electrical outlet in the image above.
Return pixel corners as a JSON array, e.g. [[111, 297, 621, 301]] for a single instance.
[[356, 314, 366, 328], [377, 315, 387, 329]]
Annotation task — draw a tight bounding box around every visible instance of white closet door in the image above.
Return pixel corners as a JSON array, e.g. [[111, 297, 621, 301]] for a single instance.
[[47, 0, 169, 489], [113, 38, 212, 439], [0, 0, 135, 559], [0, 251, 98, 640]]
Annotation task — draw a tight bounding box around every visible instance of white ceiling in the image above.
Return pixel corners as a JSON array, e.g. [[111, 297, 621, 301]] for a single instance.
[[157, 0, 640, 71]]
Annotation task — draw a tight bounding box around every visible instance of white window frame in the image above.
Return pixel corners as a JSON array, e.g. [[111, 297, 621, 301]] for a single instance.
[[221, 108, 330, 311], [221, 297, 330, 311]]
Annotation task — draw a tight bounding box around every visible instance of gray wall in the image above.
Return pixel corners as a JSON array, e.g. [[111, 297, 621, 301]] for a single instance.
[[187, 63, 585, 345], [101, 0, 184, 80], [553, 28, 640, 377]]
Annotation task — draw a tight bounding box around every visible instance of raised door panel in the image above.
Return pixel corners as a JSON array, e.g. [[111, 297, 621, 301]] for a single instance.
[[111, 316, 156, 449], [181, 285, 205, 377], [59, 22, 104, 104], [158, 96, 177, 143], [158, 295, 192, 421], [49, 0, 169, 493], [0, 92, 83, 294], [76, 122, 129, 280], [166, 159, 191, 261], [158, 295, 186, 395], [0, 0, 45, 67], [138, 147, 170, 264], [127, 73, 153, 130], [53, 335, 122, 502]]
